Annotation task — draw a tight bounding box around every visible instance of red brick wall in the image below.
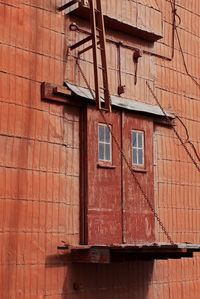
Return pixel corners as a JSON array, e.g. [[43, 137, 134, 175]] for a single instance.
[[0, 0, 200, 298]]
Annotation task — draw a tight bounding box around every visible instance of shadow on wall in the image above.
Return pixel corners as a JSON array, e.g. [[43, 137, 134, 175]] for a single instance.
[[60, 260, 154, 299]]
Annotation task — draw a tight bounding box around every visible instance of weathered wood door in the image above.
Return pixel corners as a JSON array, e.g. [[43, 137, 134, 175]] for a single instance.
[[82, 107, 155, 245], [122, 112, 155, 243], [83, 107, 122, 245]]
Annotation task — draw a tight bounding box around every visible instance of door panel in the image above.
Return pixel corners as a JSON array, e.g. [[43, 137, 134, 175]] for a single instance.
[[85, 107, 122, 245], [122, 112, 155, 243]]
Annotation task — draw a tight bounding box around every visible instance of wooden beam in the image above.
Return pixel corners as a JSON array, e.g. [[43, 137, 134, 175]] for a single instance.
[[41, 82, 72, 104], [70, 35, 92, 51], [71, 248, 110, 264], [57, 0, 81, 12]]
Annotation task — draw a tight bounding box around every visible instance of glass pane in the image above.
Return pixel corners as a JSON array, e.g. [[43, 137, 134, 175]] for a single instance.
[[133, 148, 137, 164], [105, 143, 111, 161], [99, 143, 104, 160], [132, 132, 137, 147], [138, 133, 143, 148], [138, 149, 144, 165], [105, 126, 110, 143], [99, 125, 104, 142]]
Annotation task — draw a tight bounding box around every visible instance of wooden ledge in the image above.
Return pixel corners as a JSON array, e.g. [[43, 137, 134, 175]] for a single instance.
[[41, 82, 73, 105], [57, 243, 200, 264], [97, 162, 116, 169]]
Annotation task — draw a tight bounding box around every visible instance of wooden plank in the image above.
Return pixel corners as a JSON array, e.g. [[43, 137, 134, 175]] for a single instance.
[[71, 248, 110, 263], [85, 107, 122, 245], [53, 86, 72, 96], [57, 0, 81, 12]]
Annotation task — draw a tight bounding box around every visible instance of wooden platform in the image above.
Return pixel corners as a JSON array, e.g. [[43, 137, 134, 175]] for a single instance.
[[57, 243, 200, 264]]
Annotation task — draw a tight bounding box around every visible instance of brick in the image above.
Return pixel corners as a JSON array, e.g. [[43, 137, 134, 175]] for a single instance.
[[52, 203, 59, 233], [46, 202, 53, 233], [52, 144, 60, 173], [32, 141, 40, 170], [0, 102, 9, 134], [0, 136, 6, 166], [39, 141, 48, 171], [52, 172, 60, 202], [39, 171, 47, 201]]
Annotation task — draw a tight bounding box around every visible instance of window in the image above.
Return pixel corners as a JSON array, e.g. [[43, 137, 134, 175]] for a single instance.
[[98, 123, 112, 162], [132, 130, 145, 167]]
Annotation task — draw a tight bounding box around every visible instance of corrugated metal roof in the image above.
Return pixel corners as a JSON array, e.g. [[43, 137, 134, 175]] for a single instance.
[[65, 82, 175, 119]]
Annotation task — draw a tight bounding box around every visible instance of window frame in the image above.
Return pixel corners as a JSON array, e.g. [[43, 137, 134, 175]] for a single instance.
[[98, 123, 112, 164], [131, 129, 145, 170]]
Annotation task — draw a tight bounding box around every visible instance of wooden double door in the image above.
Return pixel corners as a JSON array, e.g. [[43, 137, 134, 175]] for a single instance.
[[80, 106, 155, 245]]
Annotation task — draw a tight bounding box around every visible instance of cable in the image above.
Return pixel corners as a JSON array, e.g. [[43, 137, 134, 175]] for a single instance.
[[168, 0, 200, 89], [175, 115, 190, 144], [165, 0, 200, 165], [175, 30, 200, 89], [146, 82, 200, 172], [76, 58, 174, 245], [176, 116, 200, 163]]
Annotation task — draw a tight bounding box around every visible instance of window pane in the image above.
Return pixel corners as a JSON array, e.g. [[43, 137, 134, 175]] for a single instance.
[[132, 132, 137, 147], [98, 123, 112, 162], [105, 143, 111, 161], [133, 148, 137, 164], [99, 143, 104, 160], [138, 149, 144, 165], [105, 126, 110, 143], [138, 133, 143, 148], [99, 125, 104, 142]]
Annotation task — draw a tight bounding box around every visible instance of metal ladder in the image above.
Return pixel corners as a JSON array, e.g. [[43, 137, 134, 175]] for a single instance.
[[58, 0, 112, 112]]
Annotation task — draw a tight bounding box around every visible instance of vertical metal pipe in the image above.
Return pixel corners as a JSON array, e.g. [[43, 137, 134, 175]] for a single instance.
[[89, 0, 101, 110], [121, 110, 125, 243]]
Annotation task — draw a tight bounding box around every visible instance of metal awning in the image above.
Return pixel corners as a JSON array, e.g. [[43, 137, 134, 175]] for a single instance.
[[58, 242, 200, 264], [65, 82, 175, 120]]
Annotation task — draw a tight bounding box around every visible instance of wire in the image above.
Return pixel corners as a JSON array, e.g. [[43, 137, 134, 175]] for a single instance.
[[146, 82, 200, 172], [76, 58, 174, 245], [166, 0, 200, 165], [167, 0, 200, 89], [175, 30, 200, 89], [176, 116, 200, 163], [175, 116, 190, 144]]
